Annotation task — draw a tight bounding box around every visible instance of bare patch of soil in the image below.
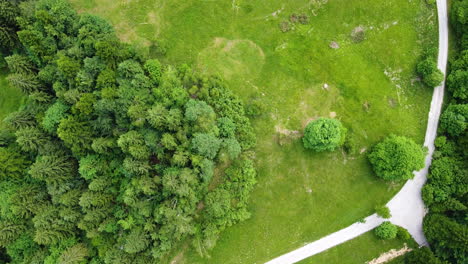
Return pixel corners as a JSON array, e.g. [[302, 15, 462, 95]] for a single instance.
[[366, 244, 412, 264]]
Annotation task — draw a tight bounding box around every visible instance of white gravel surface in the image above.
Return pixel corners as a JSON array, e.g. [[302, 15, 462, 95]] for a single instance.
[[265, 1, 448, 263]]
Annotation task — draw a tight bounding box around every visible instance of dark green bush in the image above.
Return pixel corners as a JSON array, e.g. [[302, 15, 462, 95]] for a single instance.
[[374, 221, 398, 240], [303, 118, 347, 152]]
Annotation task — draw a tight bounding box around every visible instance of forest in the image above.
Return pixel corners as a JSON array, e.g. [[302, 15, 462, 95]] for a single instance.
[[0, 0, 256, 263]]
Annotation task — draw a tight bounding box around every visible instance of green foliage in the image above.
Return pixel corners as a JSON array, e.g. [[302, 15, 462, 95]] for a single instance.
[[423, 214, 467, 263], [416, 57, 444, 87], [42, 101, 70, 133], [144, 59, 162, 85], [302, 118, 347, 152], [439, 104, 467, 137], [374, 221, 397, 240], [368, 135, 426, 181], [396, 226, 411, 241], [191, 133, 221, 159], [217, 117, 236, 138], [402, 246, 442, 264], [0, 0, 20, 52], [0, 1, 256, 263], [57, 243, 88, 264], [221, 138, 242, 159], [7, 73, 42, 94], [375, 205, 391, 219], [0, 147, 29, 179], [5, 54, 35, 74], [420, 5, 468, 262], [15, 127, 49, 153]]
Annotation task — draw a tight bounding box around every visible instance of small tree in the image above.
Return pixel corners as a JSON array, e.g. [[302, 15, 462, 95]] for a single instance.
[[303, 118, 346, 152], [416, 58, 444, 87], [375, 205, 391, 219], [368, 135, 426, 181], [374, 221, 397, 240]]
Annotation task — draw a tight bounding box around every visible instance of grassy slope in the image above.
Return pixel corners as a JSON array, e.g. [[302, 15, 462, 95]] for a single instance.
[[69, 0, 437, 263], [0, 70, 24, 128], [297, 231, 414, 264]]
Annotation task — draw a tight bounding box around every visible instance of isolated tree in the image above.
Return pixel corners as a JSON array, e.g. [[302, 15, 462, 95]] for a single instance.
[[368, 135, 426, 181], [374, 221, 397, 239], [416, 58, 444, 87], [303, 118, 347, 152]]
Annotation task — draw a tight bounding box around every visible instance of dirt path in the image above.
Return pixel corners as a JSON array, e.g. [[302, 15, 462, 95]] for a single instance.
[[265, 0, 448, 263]]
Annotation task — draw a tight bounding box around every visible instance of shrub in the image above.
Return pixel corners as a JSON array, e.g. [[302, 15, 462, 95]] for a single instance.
[[416, 58, 444, 87], [368, 135, 426, 181], [374, 221, 397, 240], [375, 205, 391, 219], [303, 118, 347, 152]]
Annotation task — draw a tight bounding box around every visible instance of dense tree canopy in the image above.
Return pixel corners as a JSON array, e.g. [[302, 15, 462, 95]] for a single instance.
[[0, 0, 256, 263], [302, 118, 347, 152], [368, 135, 426, 181]]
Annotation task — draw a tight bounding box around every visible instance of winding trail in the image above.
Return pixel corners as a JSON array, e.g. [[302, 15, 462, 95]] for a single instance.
[[265, 1, 448, 263]]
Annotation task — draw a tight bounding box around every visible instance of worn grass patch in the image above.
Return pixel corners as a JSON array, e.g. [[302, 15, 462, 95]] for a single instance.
[[197, 37, 265, 81], [0, 70, 24, 128], [69, 0, 437, 263]]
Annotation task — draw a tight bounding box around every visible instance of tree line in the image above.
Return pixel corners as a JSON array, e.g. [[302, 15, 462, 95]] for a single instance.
[[395, 1, 468, 263]]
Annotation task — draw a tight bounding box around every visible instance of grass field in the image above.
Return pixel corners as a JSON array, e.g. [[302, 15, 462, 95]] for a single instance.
[[297, 231, 415, 264], [69, 0, 437, 263], [0, 70, 24, 128]]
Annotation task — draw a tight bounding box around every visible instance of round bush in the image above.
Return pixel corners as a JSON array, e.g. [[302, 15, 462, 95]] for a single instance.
[[374, 221, 398, 240], [302, 118, 347, 152], [368, 135, 426, 181]]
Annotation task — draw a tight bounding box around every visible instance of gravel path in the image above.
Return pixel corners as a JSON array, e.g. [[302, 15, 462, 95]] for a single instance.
[[265, 1, 448, 263]]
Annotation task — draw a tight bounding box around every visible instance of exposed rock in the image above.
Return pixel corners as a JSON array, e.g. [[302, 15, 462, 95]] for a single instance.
[[329, 41, 340, 49]]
